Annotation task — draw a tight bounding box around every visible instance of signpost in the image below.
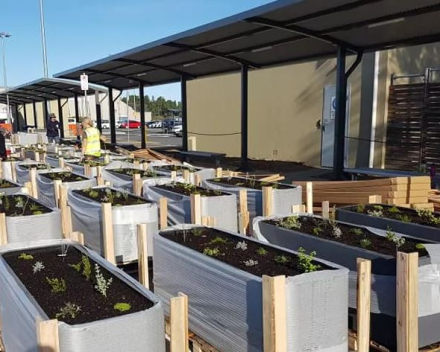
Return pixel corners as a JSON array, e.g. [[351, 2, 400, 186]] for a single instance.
[[80, 73, 89, 117]]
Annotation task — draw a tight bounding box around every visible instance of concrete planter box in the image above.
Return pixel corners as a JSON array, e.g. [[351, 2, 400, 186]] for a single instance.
[[255, 218, 440, 349], [0, 240, 165, 352], [154, 227, 348, 352]]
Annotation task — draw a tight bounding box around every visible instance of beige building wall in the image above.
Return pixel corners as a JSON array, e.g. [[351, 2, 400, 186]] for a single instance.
[[188, 56, 368, 167]]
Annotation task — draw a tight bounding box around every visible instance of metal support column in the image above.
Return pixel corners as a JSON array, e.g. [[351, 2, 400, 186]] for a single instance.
[[333, 46, 348, 180], [43, 99, 49, 128], [74, 93, 80, 141], [33, 101, 38, 129], [181, 76, 188, 151], [139, 84, 146, 149], [57, 96, 64, 139], [240, 64, 249, 170], [23, 103, 27, 126], [14, 105, 19, 132], [96, 93, 102, 133], [108, 88, 116, 144]]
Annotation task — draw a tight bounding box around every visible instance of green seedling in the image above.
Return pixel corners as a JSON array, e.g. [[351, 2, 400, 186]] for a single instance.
[[356, 204, 365, 213], [82, 256, 92, 281], [385, 227, 405, 248], [360, 238, 372, 249], [191, 228, 203, 237], [312, 227, 323, 236], [46, 277, 66, 293], [18, 253, 34, 260], [350, 228, 363, 236], [55, 303, 81, 320], [388, 206, 401, 214], [256, 247, 268, 256], [69, 262, 82, 273], [396, 214, 412, 223], [373, 205, 384, 211], [416, 243, 426, 250], [274, 255, 290, 264], [297, 247, 321, 273], [114, 302, 131, 312], [278, 216, 302, 230], [94, 264, 113, 298], [243, 259, 259, 267], [209, 237, 229, 245], [203, 247, 220, 257]]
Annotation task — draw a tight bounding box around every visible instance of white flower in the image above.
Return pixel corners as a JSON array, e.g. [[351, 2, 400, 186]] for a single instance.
[[235, 241, 248, 251], [243, 259, 258, 267], [33, 261, 45, 273]]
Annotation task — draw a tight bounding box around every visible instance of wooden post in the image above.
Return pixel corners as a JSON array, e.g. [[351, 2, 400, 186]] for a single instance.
[[263, 275, 287, 352], [159, 197, 168, 230], [0, 161, 3, 179], [84, 163, 92, 178], [171, 170, 177, 180], [23, 181, 32, 195], [356, 258, 372, 352], [137, 224, 149, 289], [133, 159, 140, 167], [0, 213, 7, 246], [53, 180, 62, 208], [170, 293, 189, 352], [11, 161, 17, 183], [321, 201, 330, 219], [262, 186, 273, 217], [70, 231, 84, 245], [58, 185, 68, 209], [306, 182, 313, 214], [58, 157, 65, 169], [36, 319, 60, 352], [96, 176, 104, 186], [239, 190, 250, 235], [190, 193, 202, 225], [368, 195, 382, 204], [102, 203, 116, 265], [396, 252, 418, 352], [133, 173, 142, 197], [61, 205, 73, 238], [215, 167, 222, 178], [194, 174, 201, 187], [183, 169, 190, 183], [291, 204, 305, 213], [29, 168, 38, 198], [35, 151, 40, 162], [96, 166, 102, 178]]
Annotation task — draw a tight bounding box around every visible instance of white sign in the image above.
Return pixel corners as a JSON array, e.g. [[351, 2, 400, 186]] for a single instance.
[[80, 73, 89, 91]]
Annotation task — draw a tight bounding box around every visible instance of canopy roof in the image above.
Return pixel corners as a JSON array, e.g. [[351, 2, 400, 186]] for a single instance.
[[55, 0, 440, 90], [0, 78, 107, 105]]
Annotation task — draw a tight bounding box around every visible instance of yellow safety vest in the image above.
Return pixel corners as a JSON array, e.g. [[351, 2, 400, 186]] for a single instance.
[[84, 127, 101, 157]]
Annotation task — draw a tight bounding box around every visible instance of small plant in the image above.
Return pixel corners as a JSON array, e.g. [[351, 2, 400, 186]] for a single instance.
[[33, 261, 45, 273], [312, 227, 323, 236], [209, 237, 229, 245], [416, 209, 440, 226], [46, 277, 67, 293], [58, 244, 69, 257], [396, 214, 412, 223], [82, 256, 92, 281], [203, 247, 220, 257], [373, 205, 384, 211], [367, 209, 383, 218], [55, 303, 81, 320], [235, 241, 248, 251], [385, 227, 405, 248], [114, 302, 131, 312], [350, 228, 363, 236], [388, 206, 401, 214], [69, 262, 82, 272], [416, 243, 425, 250], [278, 216, 301, 230], [94, 264, 113, 298], [256, 247, 268, 256], [18, 253, 34, 260], [332, 226, 343, 239], [274, 255, 290, 264], [243, 259, 259, 267], [356, 204, 365, 213], [297, 247, 321, 273], [191, 228, 203, 237], [360, 238, 372, 249]]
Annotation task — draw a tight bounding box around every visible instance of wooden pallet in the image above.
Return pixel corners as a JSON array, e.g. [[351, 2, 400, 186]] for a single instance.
[[165, 319, 219, 352]]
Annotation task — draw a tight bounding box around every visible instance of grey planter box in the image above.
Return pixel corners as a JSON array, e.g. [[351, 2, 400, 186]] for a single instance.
[[255, 217, 440, 349], [154, 227, 348, 352], [0, 239, 165, 352], [0, 180, 23, 195], [337, 205, 440, 243]]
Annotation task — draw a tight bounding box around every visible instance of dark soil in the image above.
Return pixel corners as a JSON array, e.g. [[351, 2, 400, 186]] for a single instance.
[[20, 163, 49, 170], [265, 216, 429, 257], [0, 179, 19, 189], [0, 195, 52, 216], [40, 172, 88, 183], [3, 246, 153, 324], [161, 227, 332, 277], [4, 157, 21, 162], [348, 204, 440, 229], [154, 165, 195, 173], [209, 177, 293, 190], [108, 168, 156, 178], [71, 161, 108, 167], [73, 188, 149, 206], [156, 183, 228, 197]]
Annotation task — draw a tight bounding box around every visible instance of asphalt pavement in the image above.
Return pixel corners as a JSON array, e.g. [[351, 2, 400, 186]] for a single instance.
[[101, 128, 182, 149]]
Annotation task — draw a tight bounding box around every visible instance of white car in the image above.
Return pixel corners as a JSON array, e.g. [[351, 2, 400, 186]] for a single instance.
[[172, 124, 182, 136], [101, 120, 110, 129]]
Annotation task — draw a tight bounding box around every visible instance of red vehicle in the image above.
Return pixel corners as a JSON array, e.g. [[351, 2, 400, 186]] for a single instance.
[[120, 120, 141, 129]]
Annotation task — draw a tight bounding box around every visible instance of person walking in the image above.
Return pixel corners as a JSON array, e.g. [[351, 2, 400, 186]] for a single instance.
[[81, 117, 101, 160], [47, 113, 60, 144]]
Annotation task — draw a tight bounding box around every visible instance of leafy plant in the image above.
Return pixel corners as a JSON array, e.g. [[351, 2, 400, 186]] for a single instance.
[[356, 204, 365, 213], [82, 256, 92, 281], [350, 228, 363, 236], [235, 241, 248, 251], [416, 243, 425, 250], [18, 253, 34, 260], [203, 247, 220, 257], [256, 247, 268, 256], [416, 209, 440, 226], [69, 262, 82, 273], [385, 227, 405, 248], [312, 227, 323, 236], [297, 247, 321, 273], [243, 259, 259, 267], [278, 216, 302, 230], [46, 277, 67, 293], [114, 302, 131, 312], [209, 237, 229, 245], [274, 255, 290, 264], [373, 205, 384, 211], [191, 228, 203, 237], [396, 214, 412, 223], [388, 206, 401, 214], [94, 264, 113, 298], [360, 238, 372, 249], [367, 210, 383, 218], [55, 303, 81, 320], [33, 261, 45, 273], [332, 226, 343, 239]]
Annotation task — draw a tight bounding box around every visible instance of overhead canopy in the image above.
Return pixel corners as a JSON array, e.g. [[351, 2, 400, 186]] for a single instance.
[[0, 78, 107, 105], [56, 0, 440, 89]]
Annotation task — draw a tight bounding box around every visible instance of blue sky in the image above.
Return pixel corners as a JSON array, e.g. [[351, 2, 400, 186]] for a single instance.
[[2, 0, 274, 101]]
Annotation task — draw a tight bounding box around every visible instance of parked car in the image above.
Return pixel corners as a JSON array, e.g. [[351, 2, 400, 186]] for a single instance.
[[101, 120, 110, 129], [120, 120, 141, 129], [146, 120, 162, 128], [116, 117, 128, 128], [172, 124, 182, 136]]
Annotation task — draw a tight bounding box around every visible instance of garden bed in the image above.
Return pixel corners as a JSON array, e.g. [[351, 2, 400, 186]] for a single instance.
[[65, 160, 108, 177], [153, 164, 215, 182], [154, 226, 348, 352], [15, 162, 50, 184], [254, 215, 440, 349], [0, 240, 165, 352], [102, 167, 167, 191], [144, 182, 238, 232], [69, 187, 158, 262], [337, 204, 440, 242], [0, 179, 22, 195]]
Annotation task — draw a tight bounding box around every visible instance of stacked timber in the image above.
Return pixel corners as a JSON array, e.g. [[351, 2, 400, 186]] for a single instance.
[[429, 189, 440, 211], [294, 176, 431, 207]]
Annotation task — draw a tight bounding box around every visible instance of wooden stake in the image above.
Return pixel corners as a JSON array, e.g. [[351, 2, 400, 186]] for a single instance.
[[84, 163, 92, 178], [322, 201, 330, 219], [137, 224, 149, 289], [58, 185, 68, 209], [102, 203, 116, 265], [133, 159, 140, 167], [159, 197, 168, 229], [70, 231, 84, 245], [58, 157, 65, 169], [53, 180, 62, 208], [35, 151, 40, 162], [23, 181, 32, 195], [262, 186, 273, 217], [170, 293, 189, 352], [171, 170, 177, 180], [306, 182, 313, 214], [194, 174, 201, 187], [10, 161, 17, 183], [183, 169, 190, 183], [396, 252, 418, 352], [96, 166, 102, 178], [215, 167, 222, 178], [133, 173, 142, 196], [29, 168, 38, 198], [239, 190, 249, 234], [190, 193, 202, 225], [0, 213, 7, 246], [368, 195, 382, 204], [36, 319, 60, 352], [96, 176, 104, 186], [61, 205, 73, 238], [356, 258, 372, 352], [0, 161, 3, 179], [263, 275, 287, 352], [291, 204, 305, 213]]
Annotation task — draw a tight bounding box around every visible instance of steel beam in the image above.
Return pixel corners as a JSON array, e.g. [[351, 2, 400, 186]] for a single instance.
[[23, 103, 27, 126], [33, 101, 38, 129], [57, 96, 64, 138], [240, 65, 249, 170], [181, 76, 188, 151], [139, 84, 146, 149], [108, 88, 116, 144], [96, 95, 102, 133], [43, 99, 49, 128]]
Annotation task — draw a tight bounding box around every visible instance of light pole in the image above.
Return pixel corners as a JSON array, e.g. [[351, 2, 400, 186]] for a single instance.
[[0, 32, 11, 125], [39, 0, 48, 78]]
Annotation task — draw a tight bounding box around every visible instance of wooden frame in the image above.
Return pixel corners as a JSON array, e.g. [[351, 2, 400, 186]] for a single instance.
[[170, 293, 189, 352], [101, 202, 116, 265], [190, 193, 202, 225], [159, 197, 168, 229], [239, 190, 250, 235], [262, 186, 273, 217]]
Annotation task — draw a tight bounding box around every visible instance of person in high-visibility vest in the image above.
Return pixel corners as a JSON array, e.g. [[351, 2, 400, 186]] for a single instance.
[[81, 117, 101, 160]]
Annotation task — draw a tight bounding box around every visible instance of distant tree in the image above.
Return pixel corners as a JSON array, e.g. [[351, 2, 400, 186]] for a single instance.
[[121, 94, 181, 118]]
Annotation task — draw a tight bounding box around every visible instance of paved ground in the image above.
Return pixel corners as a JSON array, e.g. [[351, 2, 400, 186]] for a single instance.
[[101, 128, 182, 149]]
